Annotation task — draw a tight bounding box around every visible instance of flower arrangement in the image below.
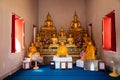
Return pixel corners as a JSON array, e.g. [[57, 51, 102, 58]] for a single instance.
[[75, 38, 83, 47], [41, 38, 51, 48], [42, 38, 50, 44], [80, 50, 85, 60]]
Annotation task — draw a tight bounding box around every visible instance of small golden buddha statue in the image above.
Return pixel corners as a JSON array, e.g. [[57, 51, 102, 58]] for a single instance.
[[49, 33, 59, 47], [69, 11, 82, 31], [34, 35, 42, 49], [85, 42, 96, 60], [26, 43, 37, 58], [41, 12, 56, 31], [36, 34, 41, 42], [66, 34, 76, 47], [56, 42, 68, 57], [58, 27, 66, 42]]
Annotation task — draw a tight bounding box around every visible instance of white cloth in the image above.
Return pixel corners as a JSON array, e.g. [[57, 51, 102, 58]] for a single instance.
[[76, 60, 84, 68], [53, 55, 72, 62], [53, 55, 72, 69]]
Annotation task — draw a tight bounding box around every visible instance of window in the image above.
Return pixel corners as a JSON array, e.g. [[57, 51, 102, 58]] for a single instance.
[[102, 11, 116, 51], [11, 13, 25, 53]]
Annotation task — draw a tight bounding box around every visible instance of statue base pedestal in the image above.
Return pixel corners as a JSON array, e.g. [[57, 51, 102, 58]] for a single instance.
[[66, 44, 76, 47], [49, 44, 59, 48], [109, 72, 119, 77], [58, 37, 66, 42], [33, 66, 39, 69]]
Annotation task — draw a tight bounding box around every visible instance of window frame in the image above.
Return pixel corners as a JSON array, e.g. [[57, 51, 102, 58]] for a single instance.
[[102, 11, 116, 52], [11, 13, 25, 53]]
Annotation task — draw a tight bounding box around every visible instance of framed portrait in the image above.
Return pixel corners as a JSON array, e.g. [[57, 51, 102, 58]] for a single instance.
[[60, 62, 66, 69], [67, 62, 73, 69]]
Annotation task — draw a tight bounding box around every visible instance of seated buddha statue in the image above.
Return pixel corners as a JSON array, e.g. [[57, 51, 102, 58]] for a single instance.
[[41, 12, 56, 31], [66, 34, 76, 47], [26, 43, 37, 58], [69, 11, 83, 31], [56, 42, 68, 57], [82, 33, 91, 48], [29, 43, 37, 53], [36, 34, 41, 42], [49, 33, 59, 47], [58, 27, 66, 42], [85, 42, 96, 60], [34, 34, 43, 49]]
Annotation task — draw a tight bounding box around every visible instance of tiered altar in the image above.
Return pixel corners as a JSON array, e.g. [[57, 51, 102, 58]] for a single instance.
[[38, 12, 85, 64], [26, 12, 96, 65]]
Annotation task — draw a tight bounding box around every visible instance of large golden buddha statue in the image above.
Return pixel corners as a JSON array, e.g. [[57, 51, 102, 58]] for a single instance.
[[69, 11, 83, 31], [41, 12, 56, 31], [85, 42, 96, 60], [56, 42, 68, 57]]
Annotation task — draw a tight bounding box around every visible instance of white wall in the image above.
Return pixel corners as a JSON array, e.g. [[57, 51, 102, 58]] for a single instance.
[[38, 0, 86, 31], [86, 0, 120, 73], [0, 0, 38, 79]]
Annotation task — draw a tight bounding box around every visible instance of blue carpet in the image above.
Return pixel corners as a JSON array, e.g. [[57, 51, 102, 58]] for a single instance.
[[4, 65, 120, 80]]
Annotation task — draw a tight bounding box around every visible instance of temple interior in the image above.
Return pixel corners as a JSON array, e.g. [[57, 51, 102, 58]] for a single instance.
[[0, 0, 120, 79]]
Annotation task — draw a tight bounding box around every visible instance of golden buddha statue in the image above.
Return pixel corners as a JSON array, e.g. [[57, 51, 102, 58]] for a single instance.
[[29, 43, 37, 53], [66, 34, 76, 47], [69, 11, 82, 31], [58, 27, 66, 42], [56, 42, 68, 57], [36, 34, 41, 42], [49, 33, 59, 47], [26, 43, 37, 58], [34, 35, 42, 49], [41, 12, 56, 31], [85, 42, 96, 60], [82, 33, 91, 48]]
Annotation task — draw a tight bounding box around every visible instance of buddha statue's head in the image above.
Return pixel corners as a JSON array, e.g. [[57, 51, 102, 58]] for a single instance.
[[60, 41, 65, 46], [84, 33, 88, 37], [36, 38, 40, 42], [60, 27, 64, 32], [31, 43, 34, 47], [88, 41, 93, 46], [69, 34, 72, 37], [47, 12, 51, 20], [73, 11, 78, 21], [52, 33, 56, 38]]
